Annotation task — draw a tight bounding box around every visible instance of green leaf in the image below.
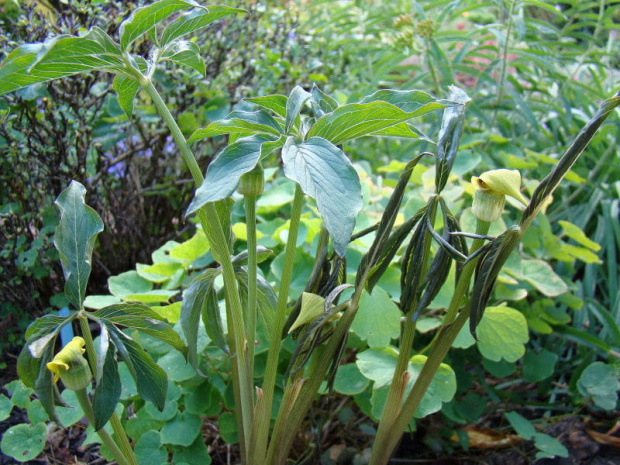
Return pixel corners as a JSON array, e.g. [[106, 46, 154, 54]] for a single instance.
[[160, 5, 244, 46], [91, 346, 121, 430], [505, 411, 536, 439], [0, 27, 123, 96], [333, 363, 369, 395], [559, 220, 601, 251], [0, 423, 47, 462], [17, 345, 40, 389], [285, 85, 311, 134], [188, 110, 282, 143], [134, 430, 168, 465], [282, 137, 362, 257], [169, 230, 209, 262], [160, 411, 202, 446], [505, 258, 568, 297], [181, 269, 226, 372], [0, 394, 12, 421], [161, 40, 205, 75], [476, 306, 529, 362], [108, 271, 153, 298], [578, 362, 620, 410], [34, 340, 60, 424], [54, 181, 104, 309], [533, 432, 569, 460], [218, 411, 238, 444], [119, 0, 202, 51], [356, 347, 400, 388], [186, 135, 275, 214], [350, 287, 401, 347], [244, 94, 288, 118], [235, 267, 277, 337], [288, 292, 325, 333], [306, 90, 447, 144], [523, 348, 558, 382], [137, 262, 184, 283], [113, 75, 140, 117], [92, 303, 185, 353], [171, 434, 212, 465], [56, 388, 85, 427], [26, 399, 48, 424], [310, 83, 338, 117], [106, 325, 168, 410], [158, 350, 196, 382]]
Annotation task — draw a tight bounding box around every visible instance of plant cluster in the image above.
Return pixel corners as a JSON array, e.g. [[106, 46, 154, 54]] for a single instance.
[[0, 1, 619, 464]]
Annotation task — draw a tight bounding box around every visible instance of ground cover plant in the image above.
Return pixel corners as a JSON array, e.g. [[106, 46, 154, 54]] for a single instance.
[[1, 1, 619, 464]]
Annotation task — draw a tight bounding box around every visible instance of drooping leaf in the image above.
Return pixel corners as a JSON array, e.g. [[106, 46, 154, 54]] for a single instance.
[[54, 181, 104, 310], [91, 303, 186, 353], [33, 340, 60, 424], [235, 268, 277, 336], [160, 5, 244, 46], [161, 40, 205, 75], [281, 137, 362, 257], [0, 27, 123, 95], [188, 110, 282, 143], [91, 345, 121, 430], [25, 313, 76, 343], [285, 85, 311, 134], [113, 75, 140, 117], [181, 269, 226, 371], [434, 86, 470, 193], [119, 0, 202, 51], [186, 135, 277, 215], [106, 325, 168, 410]]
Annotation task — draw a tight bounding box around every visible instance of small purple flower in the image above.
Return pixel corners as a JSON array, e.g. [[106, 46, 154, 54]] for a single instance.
[[287, 31, 296, 39]]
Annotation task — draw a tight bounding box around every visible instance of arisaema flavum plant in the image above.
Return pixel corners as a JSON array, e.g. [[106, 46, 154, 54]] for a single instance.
[[1, 1, 618, 464]]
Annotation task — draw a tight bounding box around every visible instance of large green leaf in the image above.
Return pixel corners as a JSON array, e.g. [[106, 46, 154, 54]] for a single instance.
[[119, 0, 202, 51], [188, 110, 282, 143], [281, 137, 362, 257], [306, 90, 447, 144], [235, 268, 277, 337], [0, 423, 47, 463], [0, 27, 123, 95], [113, 75, 140, 117], [161, 40, 205, 75], [161, 6, 245, 46], [91, 345, 121, 430], [91, 303, 186, 353], [186, 135, 278, 215], [54, 181, 104, 310], [106, 325, 168, 410]]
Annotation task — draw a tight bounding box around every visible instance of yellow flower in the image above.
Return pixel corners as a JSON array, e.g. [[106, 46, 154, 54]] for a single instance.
[[471, 169, 527, 222], [47, 336, 91, 390]]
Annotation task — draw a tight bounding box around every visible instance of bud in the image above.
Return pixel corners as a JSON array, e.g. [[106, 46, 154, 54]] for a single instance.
[[471, 169, 526, 222], [237, 164, 264, 196], [47, 337, 92, 391]]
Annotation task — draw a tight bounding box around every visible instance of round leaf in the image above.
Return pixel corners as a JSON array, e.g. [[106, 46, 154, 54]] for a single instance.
[[0, 423, 47, 462], [476, 306, 529, 362]]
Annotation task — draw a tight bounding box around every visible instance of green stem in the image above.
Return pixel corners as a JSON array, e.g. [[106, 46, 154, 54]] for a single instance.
[[443, 220, 491, 325], [75, 389, 131, 465], [249, 184, 304, 463], [142, 78, 253, 458], [369, 218, 490, 465], [244, 194, 258, 377], [79, 315, 138, 465]]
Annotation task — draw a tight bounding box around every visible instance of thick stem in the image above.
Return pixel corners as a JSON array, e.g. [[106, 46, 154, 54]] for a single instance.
[[142, 78, 253, 458], [369, 219, 490, 465], [74, 389, 131, 465], [244, 194, 258, 377], [79, 315, 138, 465], [249, 184, 305, 463]]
